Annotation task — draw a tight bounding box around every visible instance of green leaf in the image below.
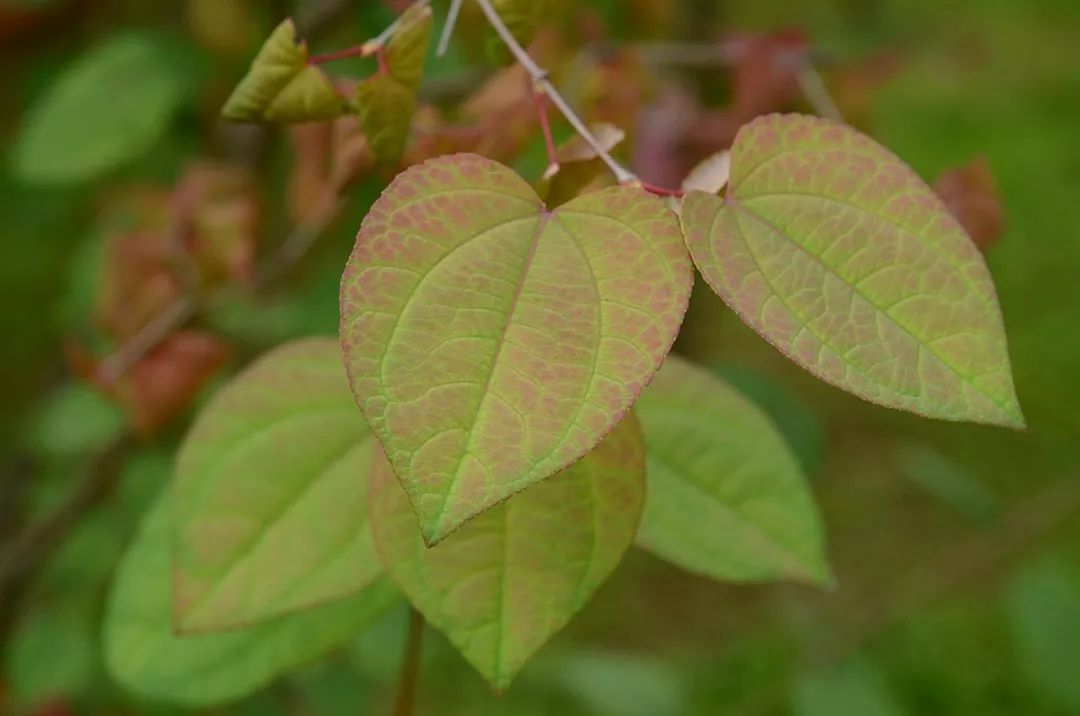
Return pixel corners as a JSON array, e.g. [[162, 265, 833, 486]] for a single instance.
[[11, 33, 187, 185], [222, 19, 345, 123], [486, 0, 548, 63], [792, 660, 905, 716], [368, 413, 646, 690], [354, 74, 417, 164], [340, 153, 692, 544], [385, 3, 433, 92], [635, 354, 829, 585], [105, 489, 398, 706], [172, 338, 381, 632], [543, 122, 625, 207], [680, 113, 1024, 428], [1005, 559, 1080, 711]]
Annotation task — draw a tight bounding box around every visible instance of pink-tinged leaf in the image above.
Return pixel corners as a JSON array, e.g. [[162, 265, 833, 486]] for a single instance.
[[933, 156, 1005, 253], [340, 153, 692, 544], [172, 338, 381, 632], [681, 114, 1023, 427], [369, 412, 645, 690], [635, 354, 829, 585]]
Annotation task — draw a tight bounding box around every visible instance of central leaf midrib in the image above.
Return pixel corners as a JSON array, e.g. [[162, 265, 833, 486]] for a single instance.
[[431, 211, 553, 535], [726, 199, 1011, 417]]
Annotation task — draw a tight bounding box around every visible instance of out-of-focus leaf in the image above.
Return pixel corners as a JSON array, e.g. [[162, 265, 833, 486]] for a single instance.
[[177, 162, 260, 286], [11, 33, 187, 185], [542, 122, 624, 206], [933, 156, 1005, 253], [1005, 559, 1080, 711], [95, 229, 179, 342], [287, 100, 373, 224], [681, 150, 731, 195], [354, 74, 417, 164], [222, 19, 345, 123], [681, 113, 1024, 428], [792, 660, 905, 716], [115, 330, 228, 435], [895, 441, 999, 520], [340, 153, 692, 544], [368, 413, 646, 690], [104, 490, 399, 706], [384, 3, 433, 91], [27, 383, 124, 458], [635, 354, 829, 585], [4, 606, 94, 707], [186, 0, 258, 54], [543, 649, 684, 716], [712, 363, 825, 476], [173, 339, 381, 632], [485, 0, 548, 63]]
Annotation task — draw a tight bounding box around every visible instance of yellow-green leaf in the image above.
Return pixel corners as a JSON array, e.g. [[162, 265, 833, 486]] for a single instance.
[[369, 413, 646, 690], [104, 490, 398, 706], [340, 154, 693, 544], [635, 355, 829, 585], [681, 113, 1023, 427], [354, 74, 417, 164], [222, 19, 345, 123], [385, 3, 433, 92], [172, 338, 381, 632]]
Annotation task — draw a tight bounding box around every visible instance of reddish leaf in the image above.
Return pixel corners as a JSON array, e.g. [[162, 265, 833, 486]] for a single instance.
[[175, 162, 260, 285], [95, 230, 181, 341], [933, 157, 1005, 253]]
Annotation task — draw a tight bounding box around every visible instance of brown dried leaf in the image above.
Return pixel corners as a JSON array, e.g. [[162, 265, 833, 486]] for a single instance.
[[933, 156, 1005, 253]]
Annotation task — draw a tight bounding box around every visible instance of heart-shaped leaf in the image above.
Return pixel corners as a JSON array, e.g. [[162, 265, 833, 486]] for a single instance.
[[368, 412, 646, 689], [635, 354, 829, 584], [681, 114, 1023, 427], [172, 338, 380, 632], [340, 153, 692, 544], [105, 490, 398, 706], [354, 74, 418, 164], [222, 19, 345, 123], [385, 3, 433, 92]]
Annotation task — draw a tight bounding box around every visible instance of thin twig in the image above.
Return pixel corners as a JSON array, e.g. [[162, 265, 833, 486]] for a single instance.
[[393, 608, 425, 716], [472, 0, 639, 185], [793, 62, 843, 122], [533, 87, 560, 179], [0, 435, 133, 584], [95, 297, 197, 385], [436, 0, 464, 57], [371, 0, 431, 49]]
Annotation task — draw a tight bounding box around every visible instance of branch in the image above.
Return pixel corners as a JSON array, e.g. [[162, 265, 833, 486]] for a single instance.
[[471, 0, 639, 185], [309, 0, 432, 65], [393, 608, 425, 716]]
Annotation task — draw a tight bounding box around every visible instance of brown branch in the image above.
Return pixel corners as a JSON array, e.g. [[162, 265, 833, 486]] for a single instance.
[[393, 608, 426, 716]]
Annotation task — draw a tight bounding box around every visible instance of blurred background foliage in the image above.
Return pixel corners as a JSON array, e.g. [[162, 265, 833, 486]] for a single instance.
[[1, 0, 1079, 713]]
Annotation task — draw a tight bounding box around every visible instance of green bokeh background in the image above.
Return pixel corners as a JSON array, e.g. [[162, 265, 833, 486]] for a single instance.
[[1, 0, 1078, 713]]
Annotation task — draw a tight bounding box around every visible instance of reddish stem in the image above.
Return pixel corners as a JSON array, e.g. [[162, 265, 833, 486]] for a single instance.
[[532, 87, 559, 174], [637, 181, 684, 198], [308, 44, 372, 65]]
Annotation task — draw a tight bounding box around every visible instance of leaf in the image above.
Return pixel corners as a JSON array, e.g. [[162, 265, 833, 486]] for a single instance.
[[368, 413, 646, 689], [1005, 559, 1080, 711], [354, 74, 417, 164], [792, 660, 905, 716], [543, 122, 625, 207], [222, 19, 345, 123], [104, 489, 398, 706], [634, 354, 829, 584], [340, 153, 692, 544], [933, 156, 1005, 253], [680, 113, 1024, 428], [172, 338, 381, 632], [384, 3, 433, 92], [11, 33, 187, 185], [681, 150, 731, 195]]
